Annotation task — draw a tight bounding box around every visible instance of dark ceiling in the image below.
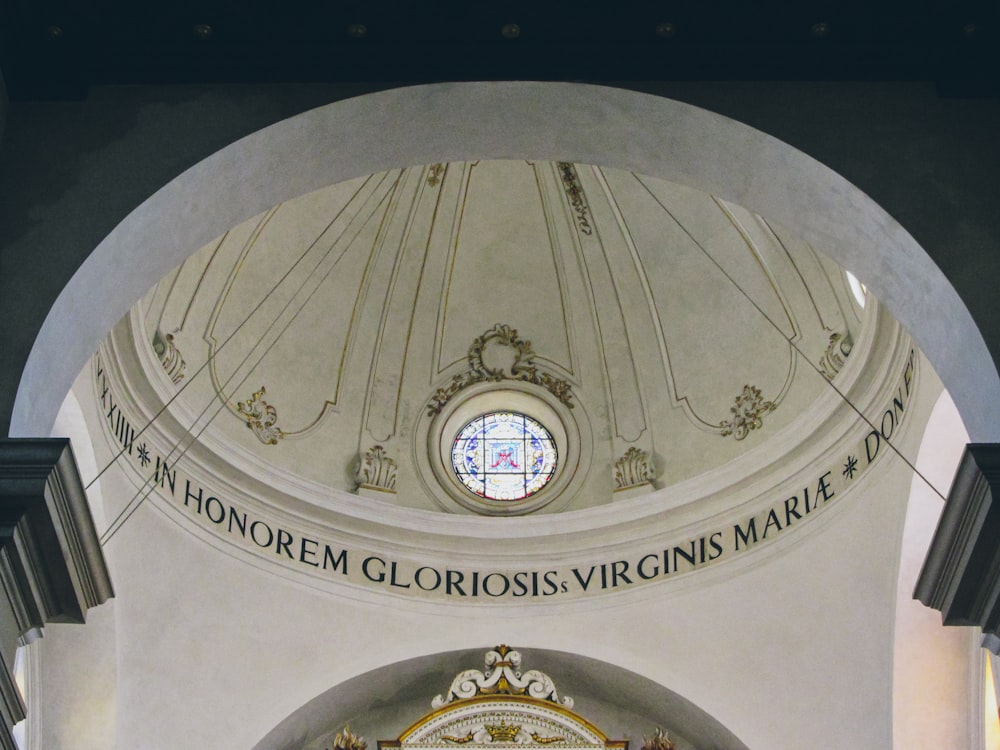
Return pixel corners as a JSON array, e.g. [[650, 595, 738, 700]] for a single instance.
[[1, 1, 998, 100]]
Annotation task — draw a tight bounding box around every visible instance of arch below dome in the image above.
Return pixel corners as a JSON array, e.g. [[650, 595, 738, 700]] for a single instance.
[[11, 82, 998, 444], [251, 646, 750, 750]]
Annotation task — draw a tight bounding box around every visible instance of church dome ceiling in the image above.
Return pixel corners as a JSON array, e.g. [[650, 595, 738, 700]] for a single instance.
[[91, 159, 917, 600]]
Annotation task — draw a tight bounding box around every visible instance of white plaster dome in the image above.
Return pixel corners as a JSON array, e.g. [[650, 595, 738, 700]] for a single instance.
[[91, 159, 916, 599]]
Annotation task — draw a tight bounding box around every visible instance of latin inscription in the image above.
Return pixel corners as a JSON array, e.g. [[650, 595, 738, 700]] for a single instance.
[[93, 349, 917, 601]]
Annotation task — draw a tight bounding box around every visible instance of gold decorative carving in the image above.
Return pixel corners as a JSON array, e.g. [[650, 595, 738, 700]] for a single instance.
[[357, 445, 398, 492], [236, 387, 284, 445], [152, 329, 186, 384], [333, 726, 368, 750], [613, 447, 653, 489], [719, 385, 776, 441], [432, 645, 574, 709], [819, 330, 853, 380], [641, 729, 676, 750], [530, 733, 565, 744], [557, 162, 593, 236], [428, 325, 574, 416], [442, 733, 475, 744], [427, 163, 445, 186], [486, 721, 521, 743]]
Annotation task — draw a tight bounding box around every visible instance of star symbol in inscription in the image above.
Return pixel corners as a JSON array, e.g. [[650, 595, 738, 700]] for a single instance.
[[842, 454, 858, 480], [137, 442, 150, 468]]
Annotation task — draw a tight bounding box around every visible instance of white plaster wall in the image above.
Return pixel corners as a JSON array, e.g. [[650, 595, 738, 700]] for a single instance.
[[71, 442, 917, 750], [892, 391, 976, 748]]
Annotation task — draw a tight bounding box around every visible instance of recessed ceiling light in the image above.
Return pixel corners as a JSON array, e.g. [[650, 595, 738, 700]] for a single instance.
[[811, 21, 831, 38], [501, 23, 521, 39], [655, 22, 676, 39]]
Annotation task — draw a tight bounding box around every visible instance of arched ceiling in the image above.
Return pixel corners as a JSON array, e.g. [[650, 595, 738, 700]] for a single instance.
[[108, 160, 877, 514]]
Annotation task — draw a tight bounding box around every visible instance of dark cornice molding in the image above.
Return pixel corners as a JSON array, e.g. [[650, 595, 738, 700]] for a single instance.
[[915, 443, 1000, 650], [0, 438, 114, 746]]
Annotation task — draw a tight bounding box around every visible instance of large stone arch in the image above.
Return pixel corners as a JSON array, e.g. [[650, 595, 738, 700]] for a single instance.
[[12, 81, 999, 441]]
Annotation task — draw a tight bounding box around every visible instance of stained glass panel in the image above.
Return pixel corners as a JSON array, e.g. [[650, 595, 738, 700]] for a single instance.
[[451, 411, 558, 501]]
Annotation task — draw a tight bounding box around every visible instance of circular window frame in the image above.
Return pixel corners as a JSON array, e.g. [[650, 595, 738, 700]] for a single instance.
[[419, 381, 584, 516], [450, 410, 559, 502]]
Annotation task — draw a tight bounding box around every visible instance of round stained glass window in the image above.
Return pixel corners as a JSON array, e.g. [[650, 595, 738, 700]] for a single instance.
[[451, 412, 558, 501]]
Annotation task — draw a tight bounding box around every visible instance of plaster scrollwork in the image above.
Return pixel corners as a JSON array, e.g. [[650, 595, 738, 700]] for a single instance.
[[819, 330, 853, 380], [236, 386, 284, 445], [432, 645, 574, 709], [613, 447, 654, 489], [151, 329, 186, 384], [718, 385, 776, 441], [640, 729, 676, 750], [356, 445, 398, 492], [427, 325, 575, 416], [427, 163, 445, 186], [332, 726, 368, 750], [557, 162, 593, 236]]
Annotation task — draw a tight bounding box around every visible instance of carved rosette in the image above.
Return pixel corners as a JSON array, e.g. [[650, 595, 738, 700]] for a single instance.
[[356, 445, 398, 493], [152, 329, 186, 384], [614, 447, 654, 489], [428, 325, 574, 416], [718, 385, 775, 440], [557, 163, 593, 236], [432, 645, 574, 709], [819, 331, 853, 380], [236, 387, 284, 445]]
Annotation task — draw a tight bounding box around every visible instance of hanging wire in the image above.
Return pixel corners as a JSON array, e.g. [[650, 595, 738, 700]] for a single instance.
[[94, 164, 948, 547], [95, 172, 400, 545], [633, 174, 947, 502]]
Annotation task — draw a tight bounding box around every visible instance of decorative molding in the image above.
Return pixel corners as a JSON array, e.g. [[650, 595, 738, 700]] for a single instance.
[[485, 721, 521, 743], [0, 439, 115, 750], [432, 645, 574, 709], [427, 163, 445, 187], [640, 729, 676, 750], [915, 444, 1000, 651], [530, 733, 565, 744], [718, 385, 776, 441], [236, 387, 284, 445], [333, 726, 368, 750], [428, 325, 574, 417], [152, 329, 186, 384], [557, 163, 593, 236], [819, 331, 853, 380], [357, 446, 398, 493], [613, 447, 653, 490]]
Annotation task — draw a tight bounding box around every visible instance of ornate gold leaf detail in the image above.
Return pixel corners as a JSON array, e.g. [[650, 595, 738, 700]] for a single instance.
[[718, 385, 775, 441], [530, 733, 565, 745], [613, 447, 653, 489], [236, 386, 284, 445], [356, 445, 398, 492], [442, 733, 475, 744], [557, 162, 593, 236], [819, 330, 853, 380], [428, 325, 574, 416], [641, 729, 676, 750], [486, 721, 521, 743], [333, 726, 367, 750]]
